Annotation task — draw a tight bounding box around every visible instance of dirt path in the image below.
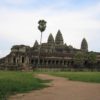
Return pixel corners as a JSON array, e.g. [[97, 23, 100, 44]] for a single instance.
[[9, 74, 100, 100]]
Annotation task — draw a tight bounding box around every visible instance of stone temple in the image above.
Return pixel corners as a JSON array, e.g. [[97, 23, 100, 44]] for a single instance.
[[0, 30, 100, 70]]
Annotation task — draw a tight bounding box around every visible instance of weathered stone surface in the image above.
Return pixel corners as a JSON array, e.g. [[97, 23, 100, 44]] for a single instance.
[[81, 38, 88, 52], [48, 33, 54, 44], [55, 30, 64, 45]]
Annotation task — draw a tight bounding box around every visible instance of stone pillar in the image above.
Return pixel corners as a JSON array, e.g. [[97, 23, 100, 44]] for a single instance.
[[19, 56, 22, 64], [42, 59, 45, 67], [62, 60, 64, 66], [25, 57, 29, 65], [11, 57, 14, 64], [13, 57, 16, 64], [46, 59, 49, 67], [16, 57, 18, 64]]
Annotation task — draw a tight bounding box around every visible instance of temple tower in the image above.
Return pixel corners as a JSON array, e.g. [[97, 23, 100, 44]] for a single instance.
[[55, 30, 64, 45], [33, 40, 39, 48], [48, 33, 55, 45], [55, 30, 64, 52], [33, 40, 39, 52], [81, 38, 88, 52], [47, 33, 55, 53]]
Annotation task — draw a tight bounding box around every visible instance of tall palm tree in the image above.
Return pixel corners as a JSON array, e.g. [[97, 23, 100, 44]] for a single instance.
[[38, 20, 46, 32], [38, 20, 47, 68]]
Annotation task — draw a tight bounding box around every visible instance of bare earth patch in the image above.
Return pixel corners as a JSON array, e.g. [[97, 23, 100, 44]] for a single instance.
[[9, 74, 100, 100]]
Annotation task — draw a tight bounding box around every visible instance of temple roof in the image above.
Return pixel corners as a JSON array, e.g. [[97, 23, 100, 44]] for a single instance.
[[81, 38, 88, 52], [47, 33, 54, 44], [34, 40, 39, 48], [55, 30, 64, 45]]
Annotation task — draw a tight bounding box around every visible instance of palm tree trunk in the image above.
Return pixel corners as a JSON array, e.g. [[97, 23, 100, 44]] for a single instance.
[[38, 32, 43, 69]]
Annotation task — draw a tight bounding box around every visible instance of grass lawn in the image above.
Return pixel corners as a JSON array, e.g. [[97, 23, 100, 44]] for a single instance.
[[0, 71, 100, 99], [0, 71, 48, 99], [37, 71, 100, 83]]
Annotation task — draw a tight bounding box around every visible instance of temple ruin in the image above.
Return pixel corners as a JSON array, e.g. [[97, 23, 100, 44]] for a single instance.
[[0, 30, 100, 71]]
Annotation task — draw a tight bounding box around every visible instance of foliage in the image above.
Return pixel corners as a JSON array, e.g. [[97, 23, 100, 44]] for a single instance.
[[38, 20, 46, 32], [74, 52, 86, 68], [88, 52, 96, 63], [74, 51, 97, 70], [74, 52, 85, 63], [0, 71, 48, 99], [86, 52, 97, 70]]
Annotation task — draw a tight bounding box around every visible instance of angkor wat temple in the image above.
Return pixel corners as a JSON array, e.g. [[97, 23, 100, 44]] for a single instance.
[[0, 30, 100, 70]]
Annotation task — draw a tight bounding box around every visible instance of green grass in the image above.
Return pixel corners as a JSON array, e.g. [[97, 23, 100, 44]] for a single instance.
[[0, 71, 48, 99], [0, 71, 100, 99], [37, 71, 100, 83]]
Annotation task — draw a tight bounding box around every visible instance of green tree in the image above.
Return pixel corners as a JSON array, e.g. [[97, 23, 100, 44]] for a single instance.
[[38, 20, 46, 32], [87, 52, 96, 70], [88, 52, 96, 63], [74, 52, 86, 70]]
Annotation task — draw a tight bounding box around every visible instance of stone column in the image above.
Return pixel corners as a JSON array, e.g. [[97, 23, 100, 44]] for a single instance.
[[11, 57, 14, 64], [19, 56, 22, 64], [25, 57, 29, 65], [46, 59, 48, 65]]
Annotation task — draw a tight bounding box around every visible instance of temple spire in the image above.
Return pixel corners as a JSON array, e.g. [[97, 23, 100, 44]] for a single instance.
[[55, 30, 64, 45], [33, 40, 39, 48], [47, 33, 54, 44], [81, 38, 88, 52]]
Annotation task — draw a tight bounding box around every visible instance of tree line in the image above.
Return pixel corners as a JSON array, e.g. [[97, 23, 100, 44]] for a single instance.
[[73, 51, 100, 71]]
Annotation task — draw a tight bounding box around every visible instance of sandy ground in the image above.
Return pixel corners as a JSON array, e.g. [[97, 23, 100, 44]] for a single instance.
[[9, 74, 100, 100]]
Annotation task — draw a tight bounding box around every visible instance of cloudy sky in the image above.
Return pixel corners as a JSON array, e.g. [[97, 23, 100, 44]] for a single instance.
[[0, 0, 100, 58]]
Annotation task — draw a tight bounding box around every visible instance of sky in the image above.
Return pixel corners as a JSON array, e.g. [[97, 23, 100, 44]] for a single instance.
[[0, 0, 100, 58]]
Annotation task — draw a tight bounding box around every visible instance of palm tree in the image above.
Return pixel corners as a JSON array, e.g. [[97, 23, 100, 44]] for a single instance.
[[38, 20, 47, 68], [38, 20, 46, 32]]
